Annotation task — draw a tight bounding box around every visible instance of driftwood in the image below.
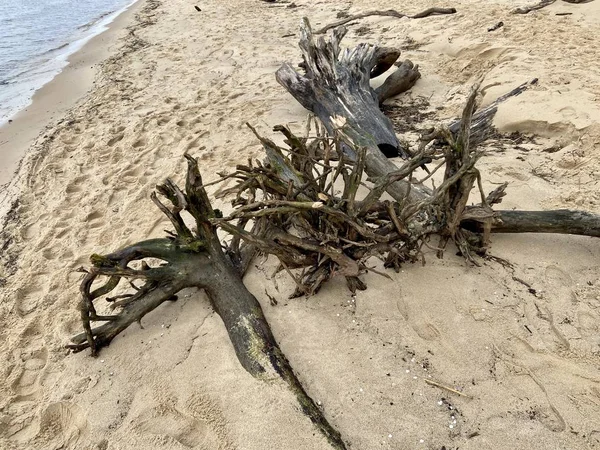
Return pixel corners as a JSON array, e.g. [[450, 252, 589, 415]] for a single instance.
[[513, 0, 594, 14], [67, 96, 600, 450], [447, 78, 537, 147], [375, 59, 421, 105], [513, 0, 556, 13], [276, 19, 537, 204], [314, 7, 457, 34], [470, 209, 600, 237], [68, 85, 510, 447], [275, 20, 600, 245], [68, 20, 600, 450], [276, 18, 430, 207]]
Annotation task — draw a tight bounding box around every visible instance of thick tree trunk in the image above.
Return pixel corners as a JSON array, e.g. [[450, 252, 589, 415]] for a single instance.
[[276, 19, 430, 202]]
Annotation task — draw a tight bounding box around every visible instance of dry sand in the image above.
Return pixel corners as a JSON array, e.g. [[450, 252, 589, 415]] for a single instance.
[[1, 0, 599, 449]]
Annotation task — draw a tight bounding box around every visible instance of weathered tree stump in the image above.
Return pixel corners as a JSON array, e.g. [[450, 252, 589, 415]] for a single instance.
[[276, 19, 431, 204]]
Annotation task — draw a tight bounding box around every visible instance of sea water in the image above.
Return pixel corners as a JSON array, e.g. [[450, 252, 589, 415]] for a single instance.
[[0, 0, 137, 125]]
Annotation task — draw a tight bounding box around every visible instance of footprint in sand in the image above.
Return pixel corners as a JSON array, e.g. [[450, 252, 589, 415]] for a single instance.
[[34, 402, 90, 448], [14, 283, 45, 317], [42, 248, 57, 261], [551, 266, 600, 350], [65, 176, 88, 194], [156, 115, 171, 126], [131, 393, 232, 449], [135, 408, 209, 448], [576, 311, 600, 348], [396, 298, 442, 341], [107, 132, 125, 147], [559, 106, 577, 120], [85, 210, 106, 229], [5, 334, 50, 443], [521, 265, 575, 352], [132, 137, 147, 148], [545, 265, 577, 302], [12, 345, 48, 398]]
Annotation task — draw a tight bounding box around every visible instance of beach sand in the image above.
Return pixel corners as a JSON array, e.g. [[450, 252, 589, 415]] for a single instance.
[[0, 0, 144, 217], [1, 0, 599, 449]]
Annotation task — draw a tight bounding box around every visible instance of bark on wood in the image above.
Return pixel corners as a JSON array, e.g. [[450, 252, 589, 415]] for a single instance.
[[478, 210, 600, 237], [314, 7, 457, 34], [276, 20, 401, 155]]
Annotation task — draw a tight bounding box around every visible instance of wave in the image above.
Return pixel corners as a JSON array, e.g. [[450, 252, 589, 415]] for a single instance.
[[41, 42, 70, 55], [77, 10, 116, 32]]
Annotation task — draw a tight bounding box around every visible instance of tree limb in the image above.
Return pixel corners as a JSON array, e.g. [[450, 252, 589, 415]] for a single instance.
[[314, 7, 457, 34]]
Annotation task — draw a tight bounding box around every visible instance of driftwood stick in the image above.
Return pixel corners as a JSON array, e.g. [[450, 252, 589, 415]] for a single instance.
[[314, 7, 457, 34], [447, 79, 537, 146], [424, 378, 474, 399], [512, 0, 556, 14]]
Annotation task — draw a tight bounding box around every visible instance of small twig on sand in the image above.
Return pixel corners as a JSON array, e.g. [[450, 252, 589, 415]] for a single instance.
[[424, 378, 474, 399], [314, 8, 457, 34]]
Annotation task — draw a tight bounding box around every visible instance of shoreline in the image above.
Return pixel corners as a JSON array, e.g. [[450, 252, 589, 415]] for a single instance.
[[0, 0, 144, 217]]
